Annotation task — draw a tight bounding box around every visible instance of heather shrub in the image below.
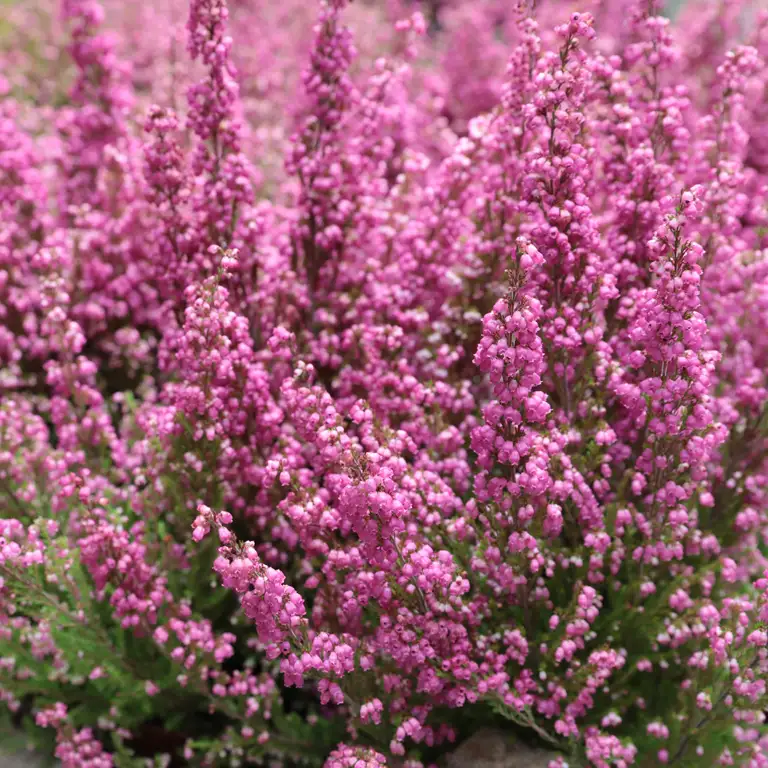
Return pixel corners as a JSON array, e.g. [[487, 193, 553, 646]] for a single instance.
[[0, 0, 767, 766]]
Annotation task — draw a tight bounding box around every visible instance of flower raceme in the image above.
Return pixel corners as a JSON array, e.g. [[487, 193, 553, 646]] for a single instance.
[[0, 0, 767, 766]]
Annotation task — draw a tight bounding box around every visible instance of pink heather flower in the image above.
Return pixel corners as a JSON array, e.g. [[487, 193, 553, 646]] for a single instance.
[[0, 0, 768, 765]]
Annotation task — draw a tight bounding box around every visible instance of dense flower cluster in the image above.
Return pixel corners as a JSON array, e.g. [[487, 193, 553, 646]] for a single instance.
[[1, 0, 768, 766]]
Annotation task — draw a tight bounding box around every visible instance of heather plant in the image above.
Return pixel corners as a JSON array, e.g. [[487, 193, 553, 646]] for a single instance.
[[0, 0, 768, 766]]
